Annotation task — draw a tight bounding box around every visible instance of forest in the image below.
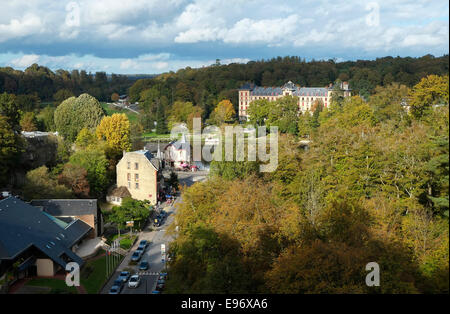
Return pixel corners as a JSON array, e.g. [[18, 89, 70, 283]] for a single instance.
[[164, 74, 449, 294]]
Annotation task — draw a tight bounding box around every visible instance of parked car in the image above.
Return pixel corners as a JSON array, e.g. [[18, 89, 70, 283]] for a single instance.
[[139, 260, 149, 270], [151, 290, 161, 294], [137, 243, 146, 252], [109, 279, 124, 294], [128, 275, 141, 288], [139, 240, 148, 248], [131, 250, 142, 262], [117, 271, 130, 282], [153, 218, 161, 227]]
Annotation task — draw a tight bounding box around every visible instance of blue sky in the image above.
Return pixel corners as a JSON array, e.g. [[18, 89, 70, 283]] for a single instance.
[[0, 0, 448, 74]]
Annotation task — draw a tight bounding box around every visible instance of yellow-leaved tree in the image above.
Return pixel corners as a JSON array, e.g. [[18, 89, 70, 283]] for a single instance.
[[210, 99, 235, 125], [96, 113, 131, 157]]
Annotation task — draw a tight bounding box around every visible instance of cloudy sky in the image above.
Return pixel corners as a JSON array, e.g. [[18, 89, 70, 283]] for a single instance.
[[0, 0, 448, 74]]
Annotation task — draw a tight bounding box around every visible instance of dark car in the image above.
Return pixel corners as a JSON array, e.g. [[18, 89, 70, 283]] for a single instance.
[[139, 240, 148, 248], [139, 260, 149, 270], [109, 279, 124, 294], [117, 271, 130, 282], [131, 250, 142, 262]]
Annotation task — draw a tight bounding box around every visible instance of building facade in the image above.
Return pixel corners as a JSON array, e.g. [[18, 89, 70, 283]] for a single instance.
[[238, 81, 351, 121], [115, 150, 162, 205]]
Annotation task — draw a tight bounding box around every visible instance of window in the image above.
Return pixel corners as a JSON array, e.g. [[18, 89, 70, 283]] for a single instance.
[[135, 162, 139, 170], [135, 173, 139, 181], [128, 181, 131, 188], [135, 182, 139, 189], [127, 173, 131, 181], [127, 162, 130, 169]]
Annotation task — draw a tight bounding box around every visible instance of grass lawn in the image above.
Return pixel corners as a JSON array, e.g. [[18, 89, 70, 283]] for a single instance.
[[142, 132, 172, 139], [101, 102, 139, 123], [80, 250, 124, 294], [26, 278, 78, 294]]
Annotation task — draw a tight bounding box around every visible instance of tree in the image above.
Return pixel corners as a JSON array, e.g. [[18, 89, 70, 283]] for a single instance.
[[22, 166, 73, 200], [0, 115, 21, 185], [58, 163, 90, 198], [54, 93, 105, 141], [247, 99, 270, 126], [75, 127, 97, 149], [20, 112, 38, 131], [53, 89, 74, 105], [209, 99, 236, 125], [109, 198, 151, 231], [37, 106, 56, 131], [0, 92, 21, 130], [96, 113, 132, 157], [409, 75, 449, 119], [155, 103, 168, 134], [266, 96, 299, 134], [111, 92, 120, 102], [69, 148, 110, 197]]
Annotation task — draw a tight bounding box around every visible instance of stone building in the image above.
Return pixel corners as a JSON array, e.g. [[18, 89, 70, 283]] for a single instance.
[[238, 81, 352, 121], [113, 149, 163, 205]]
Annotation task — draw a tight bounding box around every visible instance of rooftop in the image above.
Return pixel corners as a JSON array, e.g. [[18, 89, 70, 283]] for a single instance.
[[0, 197, 91, 267]]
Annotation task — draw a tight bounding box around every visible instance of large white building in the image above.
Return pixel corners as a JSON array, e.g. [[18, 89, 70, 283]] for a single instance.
[[238, 81, 351, 121]]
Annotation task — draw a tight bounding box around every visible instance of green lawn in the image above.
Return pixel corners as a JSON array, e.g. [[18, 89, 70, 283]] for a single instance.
[[101, 102, 139, 123], [26, 278, 78, 294], [142, 132, 172, 139], [80, 250, 124, 294]]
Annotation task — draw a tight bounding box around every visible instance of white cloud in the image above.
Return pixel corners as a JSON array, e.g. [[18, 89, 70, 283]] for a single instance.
[[10, 54, 40, 68], [0, 13, 42, 42]]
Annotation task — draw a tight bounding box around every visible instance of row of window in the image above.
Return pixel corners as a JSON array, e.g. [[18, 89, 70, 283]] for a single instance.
[[128, 182, 139, 189], [127, 173, 139, 181], [127, 162, 139, 170]]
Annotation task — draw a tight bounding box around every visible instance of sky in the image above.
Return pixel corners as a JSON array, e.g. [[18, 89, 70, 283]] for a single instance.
[[0, 0, 448, 74]]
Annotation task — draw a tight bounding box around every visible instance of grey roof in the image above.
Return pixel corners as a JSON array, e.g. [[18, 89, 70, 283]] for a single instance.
[[129, 150, 160, 170], [30, 199, 98, 217], [0, 197, 91, 267], [240, 81, 330, 97]]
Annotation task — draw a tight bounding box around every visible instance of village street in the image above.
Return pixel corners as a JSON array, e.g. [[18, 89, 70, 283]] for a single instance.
[[100, 170, 207, 294]]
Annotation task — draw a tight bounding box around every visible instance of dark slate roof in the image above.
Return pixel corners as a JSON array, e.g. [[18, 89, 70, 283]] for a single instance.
[[240, 81, 331, 97], [30, 199, 98, 217], [0, 197, 91, 267]]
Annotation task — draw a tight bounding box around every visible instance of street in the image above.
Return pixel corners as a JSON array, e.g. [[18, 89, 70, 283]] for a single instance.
[[101, 170, 207, 294]]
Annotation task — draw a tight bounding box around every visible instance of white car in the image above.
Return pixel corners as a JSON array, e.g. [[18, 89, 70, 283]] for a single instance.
[[128, 275, 141, 288]]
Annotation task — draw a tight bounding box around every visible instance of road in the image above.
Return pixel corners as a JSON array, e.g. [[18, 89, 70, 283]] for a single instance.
[[101, 170, 207, 294]]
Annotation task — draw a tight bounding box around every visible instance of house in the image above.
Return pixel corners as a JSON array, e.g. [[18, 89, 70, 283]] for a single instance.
[[111, 149, 164, 205], [106, 186, 132, 206], [30, 199, 103, 238], [238, 81, 352, 121], [164, 134, 191, 168], [0, 197, 92, 279]]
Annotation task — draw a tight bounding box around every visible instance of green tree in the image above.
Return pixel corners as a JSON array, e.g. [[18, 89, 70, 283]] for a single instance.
[[20, 112, 38, 131], [0, 115, 21, 185], [54, 93, 105, 141], [409, 75, 449, 119], [69, 148, 110, 197], [22, 166, 73, 200], [53, 89, 74, 105], [0, 92, 21, 130]]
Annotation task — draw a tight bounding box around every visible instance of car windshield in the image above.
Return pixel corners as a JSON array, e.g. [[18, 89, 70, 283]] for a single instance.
[[130, 277, 138, 282], [120, 272, 128, 276]]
